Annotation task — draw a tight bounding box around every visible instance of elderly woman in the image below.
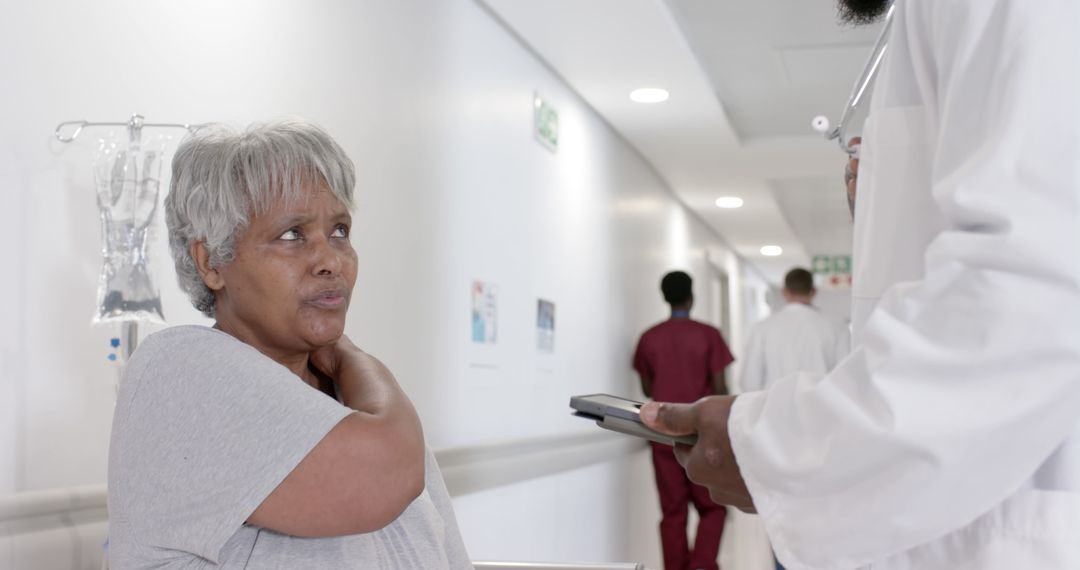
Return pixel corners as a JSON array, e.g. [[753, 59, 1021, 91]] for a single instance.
[[107, 121, 471, 569]]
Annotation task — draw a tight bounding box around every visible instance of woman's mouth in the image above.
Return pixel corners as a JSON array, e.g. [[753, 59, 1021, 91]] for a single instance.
[[307, 289, 348, 309]]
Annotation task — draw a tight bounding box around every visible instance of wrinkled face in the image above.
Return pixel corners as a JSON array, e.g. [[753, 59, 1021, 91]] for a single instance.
[[211, 181, 357, 356], [838, 0, 890, 24]]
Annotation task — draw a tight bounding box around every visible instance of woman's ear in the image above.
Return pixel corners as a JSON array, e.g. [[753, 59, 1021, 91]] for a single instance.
[[191, 241, 225, 291]]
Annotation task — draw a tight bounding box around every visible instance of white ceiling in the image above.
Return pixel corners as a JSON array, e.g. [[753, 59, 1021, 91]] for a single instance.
[[480, 0, 884, 283]]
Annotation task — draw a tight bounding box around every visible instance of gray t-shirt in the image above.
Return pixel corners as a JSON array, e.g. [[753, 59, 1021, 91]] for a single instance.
[[108, 325, 472, 569]]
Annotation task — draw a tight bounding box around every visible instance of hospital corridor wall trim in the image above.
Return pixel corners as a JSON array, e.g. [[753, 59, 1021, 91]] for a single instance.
[[0, 435, 647, 568]]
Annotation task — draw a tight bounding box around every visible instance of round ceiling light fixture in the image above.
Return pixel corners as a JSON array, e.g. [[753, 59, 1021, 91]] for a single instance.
[[629, 88, 670, 103]]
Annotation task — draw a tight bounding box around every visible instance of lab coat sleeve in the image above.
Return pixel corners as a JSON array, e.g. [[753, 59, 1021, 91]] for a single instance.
[[737, 324, 766, 393], [728, 1, 1080, 568]]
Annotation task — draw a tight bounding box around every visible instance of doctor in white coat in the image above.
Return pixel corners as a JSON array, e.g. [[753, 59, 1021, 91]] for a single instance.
[[739, 267, 849, 395], [642, 0, 1080, 568]]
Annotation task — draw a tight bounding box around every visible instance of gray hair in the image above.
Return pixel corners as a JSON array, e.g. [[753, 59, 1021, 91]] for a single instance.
[[165, 120, 356, 317]]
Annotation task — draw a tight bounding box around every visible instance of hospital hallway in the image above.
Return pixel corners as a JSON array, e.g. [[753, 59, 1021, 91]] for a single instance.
[[0, 1, 866, 568]]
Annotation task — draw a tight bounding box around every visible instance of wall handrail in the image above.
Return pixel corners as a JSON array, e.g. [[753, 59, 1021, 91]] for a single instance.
[[436, 430, 646, 497], [1, 431, 646, 524], [0, 484, 107, 522]]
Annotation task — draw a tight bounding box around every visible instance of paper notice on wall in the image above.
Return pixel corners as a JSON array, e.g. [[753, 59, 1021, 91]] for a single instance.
[[537, 299, 555, 353], [471, 280, 498, 344]]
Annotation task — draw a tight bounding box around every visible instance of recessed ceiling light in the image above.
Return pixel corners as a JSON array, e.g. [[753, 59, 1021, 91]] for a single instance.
[[760, 245, 783, 257], [629, 88, 669, 103], [714, 196, 744, 209]]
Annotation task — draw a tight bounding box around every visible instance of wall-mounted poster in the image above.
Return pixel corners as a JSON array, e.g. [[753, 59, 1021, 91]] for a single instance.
[[537, 299, 555, 353], [471, 280, 498, 344]]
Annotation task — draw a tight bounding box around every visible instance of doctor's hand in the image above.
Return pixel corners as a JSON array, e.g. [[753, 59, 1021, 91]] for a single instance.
[[640, 397, 756, 513]]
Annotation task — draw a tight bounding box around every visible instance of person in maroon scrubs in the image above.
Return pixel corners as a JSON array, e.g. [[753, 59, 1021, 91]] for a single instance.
[[633, 270, 735, 570]]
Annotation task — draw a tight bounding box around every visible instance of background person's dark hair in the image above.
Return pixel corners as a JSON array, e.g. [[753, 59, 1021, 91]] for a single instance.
[[784, 268, 815, 295], [661, 271, 693, 306]]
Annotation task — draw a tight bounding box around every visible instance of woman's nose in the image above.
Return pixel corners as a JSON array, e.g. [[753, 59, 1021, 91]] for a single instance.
[[311, 237, 343, 276]]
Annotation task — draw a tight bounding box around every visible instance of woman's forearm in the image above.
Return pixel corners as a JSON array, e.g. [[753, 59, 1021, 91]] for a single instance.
[[337, 351, 425, 452]]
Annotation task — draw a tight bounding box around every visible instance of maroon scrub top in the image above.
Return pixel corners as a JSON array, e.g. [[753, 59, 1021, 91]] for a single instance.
[[633, 318, 734, 403]]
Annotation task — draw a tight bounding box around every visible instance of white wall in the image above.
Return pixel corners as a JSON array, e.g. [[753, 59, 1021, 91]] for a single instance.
[[0, 0, 772, 567]]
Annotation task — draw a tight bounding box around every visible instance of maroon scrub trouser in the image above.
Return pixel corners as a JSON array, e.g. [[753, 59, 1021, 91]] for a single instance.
[[651, 442, 727, 570]]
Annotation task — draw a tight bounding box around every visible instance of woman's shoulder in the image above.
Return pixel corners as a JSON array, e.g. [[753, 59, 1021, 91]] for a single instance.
[[142, 324, 232, 345], [120, 325, 269, 395], [133, 325, 250, 363]]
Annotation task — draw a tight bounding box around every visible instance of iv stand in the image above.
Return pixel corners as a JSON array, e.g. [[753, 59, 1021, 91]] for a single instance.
[[53, 113, 203, 360]]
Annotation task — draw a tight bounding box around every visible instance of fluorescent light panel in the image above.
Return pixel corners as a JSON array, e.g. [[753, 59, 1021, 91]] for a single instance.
[[629, 88, 669, 103]]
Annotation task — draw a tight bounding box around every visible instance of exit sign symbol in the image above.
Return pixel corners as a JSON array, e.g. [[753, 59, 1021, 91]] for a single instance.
[[534, 93, 559, 152]]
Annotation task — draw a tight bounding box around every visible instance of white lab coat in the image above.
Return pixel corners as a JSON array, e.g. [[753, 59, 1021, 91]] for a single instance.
[[728, 1, 1080, 568], [738, 303, 849, 394]]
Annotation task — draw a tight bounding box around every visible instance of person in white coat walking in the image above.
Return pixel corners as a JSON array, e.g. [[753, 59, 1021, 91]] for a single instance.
[[739, 268, 849, 395], [641, 0, 1080, 568], [739, 267, 849, 570]]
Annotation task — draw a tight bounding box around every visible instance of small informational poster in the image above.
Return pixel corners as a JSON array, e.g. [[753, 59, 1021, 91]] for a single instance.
[[471, 280, 498, 344], [537, 299, 555, 353]]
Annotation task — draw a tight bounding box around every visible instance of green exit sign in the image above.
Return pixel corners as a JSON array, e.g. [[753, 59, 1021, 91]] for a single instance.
[[812, 254, 852, 275], [813, 254, 853, 288], [533, 92, 558, 152]]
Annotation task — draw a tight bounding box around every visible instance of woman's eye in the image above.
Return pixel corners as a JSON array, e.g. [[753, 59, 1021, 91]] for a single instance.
[[279, 228, 302, 241], [332, 224, 349, 238]]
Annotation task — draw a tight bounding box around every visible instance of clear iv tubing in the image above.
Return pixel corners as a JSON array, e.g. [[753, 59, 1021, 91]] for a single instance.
[[813, 3, 895, 157]]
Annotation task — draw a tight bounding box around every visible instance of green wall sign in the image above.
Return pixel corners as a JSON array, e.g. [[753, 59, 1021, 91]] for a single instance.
[[812, 254, 852, 275], [533, 93, 559, 152]]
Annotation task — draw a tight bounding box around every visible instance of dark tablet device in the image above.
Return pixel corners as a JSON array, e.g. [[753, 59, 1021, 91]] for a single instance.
[[569, 393, 698, 446]]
